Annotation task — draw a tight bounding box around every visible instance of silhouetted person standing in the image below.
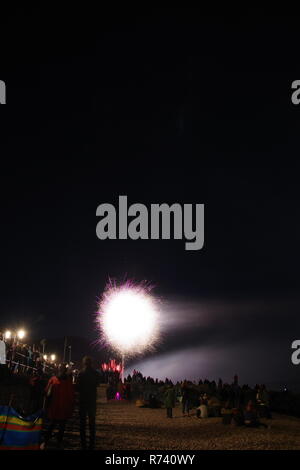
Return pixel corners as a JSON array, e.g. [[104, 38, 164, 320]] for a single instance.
[[42, 364, 74, 450], [77, 356, 100, 450]]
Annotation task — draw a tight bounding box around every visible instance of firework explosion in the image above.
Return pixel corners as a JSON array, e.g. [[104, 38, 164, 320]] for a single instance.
[[98, 280, 160, 358]]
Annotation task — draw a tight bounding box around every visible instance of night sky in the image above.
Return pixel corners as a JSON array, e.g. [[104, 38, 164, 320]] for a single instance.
[[1, 9, 300, 387]]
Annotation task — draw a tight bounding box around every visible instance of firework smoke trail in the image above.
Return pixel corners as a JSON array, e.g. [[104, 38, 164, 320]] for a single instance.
[[97, 279, 160, 359]]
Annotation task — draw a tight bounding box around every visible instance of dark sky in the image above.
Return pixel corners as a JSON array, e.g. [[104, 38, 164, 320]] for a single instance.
[[1, 9, 300, 386]]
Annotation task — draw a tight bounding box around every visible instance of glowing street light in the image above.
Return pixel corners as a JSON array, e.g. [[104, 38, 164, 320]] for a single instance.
[[50, 354, 56, 362], [43, 355, 48, 361], [17, 330, 26, 340], [3, 329, 27, 341]]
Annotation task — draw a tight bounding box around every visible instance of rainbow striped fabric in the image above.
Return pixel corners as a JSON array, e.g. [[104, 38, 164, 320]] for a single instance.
[[0, 406, 43, 450]]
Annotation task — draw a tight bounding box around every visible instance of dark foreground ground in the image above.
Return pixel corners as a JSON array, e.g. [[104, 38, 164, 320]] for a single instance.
[[52, 388, 300, 450]]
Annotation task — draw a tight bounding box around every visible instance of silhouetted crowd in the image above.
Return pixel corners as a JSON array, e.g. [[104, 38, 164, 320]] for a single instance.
[[0, 331, 57, 378], [0, 350, 100, 450], [107, 371, 272, 427], [0, 337, 275, 450]]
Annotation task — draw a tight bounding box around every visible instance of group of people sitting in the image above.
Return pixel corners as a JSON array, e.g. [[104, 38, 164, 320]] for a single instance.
[[164, 376, 271, 428], [106, 370, 272, 430]]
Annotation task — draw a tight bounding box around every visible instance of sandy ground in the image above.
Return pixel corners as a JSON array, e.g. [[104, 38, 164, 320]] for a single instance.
[[55, 395, 300, 450], [96, 402, 300, 450]]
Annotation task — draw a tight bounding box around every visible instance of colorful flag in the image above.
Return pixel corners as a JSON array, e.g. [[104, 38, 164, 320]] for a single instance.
[[0, 406, 43, 450]]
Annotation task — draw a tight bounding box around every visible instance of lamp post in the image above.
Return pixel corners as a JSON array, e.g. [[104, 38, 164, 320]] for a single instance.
[[121, 354, 124, 383], [68, 345, 72, 364], [41, 339, 47, 355], [43, 354, 48, 372], [63, 337, 67, 363], [4, 330, 26, 341]]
